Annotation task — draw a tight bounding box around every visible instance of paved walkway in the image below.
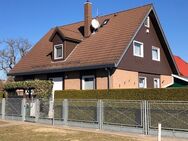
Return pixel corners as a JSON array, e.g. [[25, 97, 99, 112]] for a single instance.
[[0, 120, 187, 141]]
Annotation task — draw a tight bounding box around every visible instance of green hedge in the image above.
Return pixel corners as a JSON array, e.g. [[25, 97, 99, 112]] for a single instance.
[[0, 92, 4, 98], [55, 88, 188, 101], [4, 80, 53, 98]]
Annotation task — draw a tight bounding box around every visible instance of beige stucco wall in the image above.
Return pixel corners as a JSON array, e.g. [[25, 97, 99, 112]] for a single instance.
[[160, 75, 174, 88], [111, 69, 138, 89], [64, 72, 80, 90], [96, 70, 108, 89]]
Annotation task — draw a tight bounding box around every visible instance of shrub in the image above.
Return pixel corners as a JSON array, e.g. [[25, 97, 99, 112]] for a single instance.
[[4, 80, 53, 99], [55, 88, 188, 101], [0, 92, 4, 98], [0, 81, 4, 92]]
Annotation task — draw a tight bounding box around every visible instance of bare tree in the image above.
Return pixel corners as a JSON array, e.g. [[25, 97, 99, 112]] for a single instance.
[[0, 38, 32, 74]]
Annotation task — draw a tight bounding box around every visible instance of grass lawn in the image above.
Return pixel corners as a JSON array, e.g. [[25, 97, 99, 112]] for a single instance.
[[0, 121, 137, 141]]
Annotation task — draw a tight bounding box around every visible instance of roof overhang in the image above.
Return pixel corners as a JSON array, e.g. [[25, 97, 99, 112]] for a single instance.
[[172, 74, 188, 82], [8, 63, 115, 76]]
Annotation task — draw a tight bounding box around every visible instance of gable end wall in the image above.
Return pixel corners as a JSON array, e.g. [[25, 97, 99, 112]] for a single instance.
[[118, 15, 173, 75]]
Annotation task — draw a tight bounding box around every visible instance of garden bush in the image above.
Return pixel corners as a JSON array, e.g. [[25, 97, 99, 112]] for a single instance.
[[4, 80, 53, 98], [0, 92, 4, 98]]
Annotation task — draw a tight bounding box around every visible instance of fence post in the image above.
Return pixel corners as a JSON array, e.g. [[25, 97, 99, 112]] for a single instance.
[[63, 99, 68, 125], [158, 123, 161, 141], [48, 99, 54, 126], [22, 98, 26, 121], [35, 99, 40, 122], [97, 99, 103, 130], [143, 100, 149, 135], [147, 101, 150, 135], [1, 98, 5, 120]]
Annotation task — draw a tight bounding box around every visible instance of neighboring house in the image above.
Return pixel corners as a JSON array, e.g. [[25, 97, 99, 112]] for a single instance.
[[167, 56, 188, 87], [9, 2, 179, 98], [174, 56, 188, 77]]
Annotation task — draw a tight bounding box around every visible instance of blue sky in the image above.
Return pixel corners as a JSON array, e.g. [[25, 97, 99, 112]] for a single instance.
[[0, 0, 187, 79]]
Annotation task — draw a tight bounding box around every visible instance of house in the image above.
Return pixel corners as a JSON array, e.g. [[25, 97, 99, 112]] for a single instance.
[[9, 1, 180, 98], [174, 56, 188, 77], [167, 56, 188, 87]]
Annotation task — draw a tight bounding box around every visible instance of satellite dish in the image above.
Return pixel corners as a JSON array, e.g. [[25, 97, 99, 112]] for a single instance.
[[91, 19, 100, 29]]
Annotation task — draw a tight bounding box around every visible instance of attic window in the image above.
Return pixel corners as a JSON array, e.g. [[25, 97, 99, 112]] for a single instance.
[[133, 40, 144, 58], [144, 16, 150, 28], [152, 46, 160, 61], [54, 44, 63, 60]]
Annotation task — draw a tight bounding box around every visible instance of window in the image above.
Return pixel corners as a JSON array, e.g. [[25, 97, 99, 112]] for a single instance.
[[152, 46, 160, 61], [102, 19, 110, 26], [54, 44, 63, 59], [133, 40, 144, 57], [82, 75, 95, 90], [144, 16, 150, 28], [139, 77, 147, 88], [154, 78, 160, 88]]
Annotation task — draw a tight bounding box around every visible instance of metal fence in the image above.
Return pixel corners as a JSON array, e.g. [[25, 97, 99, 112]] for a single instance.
[[1, 98, 188, 138]]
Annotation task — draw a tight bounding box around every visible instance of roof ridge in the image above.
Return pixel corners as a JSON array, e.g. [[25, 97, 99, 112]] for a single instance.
[[58, 3, 153, 28], [60, 27, 81, 34], [95, 3, 153, 18]]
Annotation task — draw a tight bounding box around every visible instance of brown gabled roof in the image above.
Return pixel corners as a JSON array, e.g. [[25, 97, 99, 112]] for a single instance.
[[9, 4, 152, 75]]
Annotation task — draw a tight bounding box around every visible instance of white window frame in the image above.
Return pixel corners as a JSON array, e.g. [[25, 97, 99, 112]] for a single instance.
[[82, 75, 95, 90], [154, 78, 160, 88], [138, 77, 147, 88], [54, 44, 64, 60], [152, 46, 160, 61], [133, 40, 144, 58], [144, 16, 150, 28]]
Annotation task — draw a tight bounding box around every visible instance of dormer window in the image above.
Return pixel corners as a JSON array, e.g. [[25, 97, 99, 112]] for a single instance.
[[54, 44, 63, 60], [144, 16, 150, 28]]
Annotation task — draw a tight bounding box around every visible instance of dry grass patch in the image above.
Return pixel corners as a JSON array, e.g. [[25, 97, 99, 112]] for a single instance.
[[0, 121, 8, 125], [0, 124, 137, 141]]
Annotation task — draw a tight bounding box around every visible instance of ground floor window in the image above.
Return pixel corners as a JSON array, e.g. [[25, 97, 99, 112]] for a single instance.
[[139, 77, 147, 88], [82, 75, 95, 90], [154, 78, 160, 88]]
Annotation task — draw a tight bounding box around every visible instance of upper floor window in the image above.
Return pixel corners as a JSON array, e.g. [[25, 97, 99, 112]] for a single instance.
[[152, 46, 160, 61], [54, 44, 63, 60], [82, 75, 95, 90], [133, 40, 144, 58], [139, 77, 147, 88], [144, 16, 150, 28], [154, 78, 160, 88]]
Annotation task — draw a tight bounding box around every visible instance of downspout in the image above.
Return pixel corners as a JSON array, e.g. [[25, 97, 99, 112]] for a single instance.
[[105, 68, 111, 95]]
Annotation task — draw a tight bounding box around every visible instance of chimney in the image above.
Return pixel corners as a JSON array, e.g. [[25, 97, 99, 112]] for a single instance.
[[84, 0, 92, 37]]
